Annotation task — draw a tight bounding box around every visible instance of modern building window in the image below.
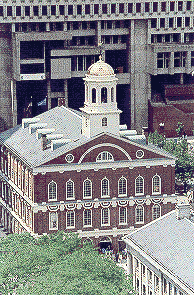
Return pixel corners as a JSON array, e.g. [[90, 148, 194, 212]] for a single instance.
[[177, 17, 182, 27], [83, 179, 92, 199], [49, 212, 58, 230], [115, 20, 120, 28], [174, 52, 186, 67], [135, 205, 144, 223], [0, 7, 3, 17], [152, 175, 161, 194], [101, 178, 110, 197], [102, 4, 107, 14], [178, 1, 183, 11], [51, 5, 56, 15], [42, 6, 47, 16], [102, 117, 108, 127], [101, 87, 107, 103], [85, 4, 90, 15], [25, 6, 30, 16], [151, 19, 157, 28], [187, 1, 191, 10], [111, 4, 116, 14], [170, 1, 175, 11], [185, 17, 190, 27], [128, 3, 133, 13], [145, 2, 150, 13], [153, 2, 158, 12], [169, 18, 174, 28], [119, 3, 124, 13], [119, 207, 127, 224], [96, 151, 114, 162], [160, 18, 165, 28], [77, 5, 82, 15], [94, 4, 99, 14], [92, 88, 96, 103], [59, 5, 64, 15], [152, 204, 161, 220], [66, 210, 75, 228], [66, 179, 74, 199], [68, 5, 73, 15], [101, 208, 110, 226], [135, 176, 144, 195], [191, 52, 194, 67], [118, 177, 127, 196], [7, 6, 12, 16], [33, 6, 38, 16], [157, 52, 170, 68], [136, 3, 141, 13], [161, 2, 166, 12], [83, 209, 92, 227], [16, 6, 21, 16], [48, 181, 57, 201]]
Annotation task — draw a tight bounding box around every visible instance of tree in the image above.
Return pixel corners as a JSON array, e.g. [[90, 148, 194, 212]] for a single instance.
[[148, 129, 194, 192], [0, 232, 133, 295]]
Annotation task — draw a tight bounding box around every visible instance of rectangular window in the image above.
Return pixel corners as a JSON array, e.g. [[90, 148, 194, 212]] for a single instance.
[[173, 33, 180, 42], [191, 52, 194, 67], [115, 20, 120, 28], [187, 1, 191, 10], [169, 18, 174, 28], [145, 2, 150, 13], [119, 3, 124, 14], [113, 35, 118, 44], [136, 3, 141, 13], [16, 6, 21, 16], [82, 21, 87, 30], [68, 5, 73, 15], [7, 6, 12, 16], [119, 207, 127, 224], [160, 18, 165, 28], [111, 4, 116, 14], [25, 6, 30, 16], [77, 5, 82, 15], [107, 21, 112, 29], [66, 210, 75, 228], [85, 4, 90, 15], [102, 4, 107, 14], [59, 5, 64, 15], [135, 206, 144, 223], [153, 2, 158, 12], [0, 7, 3, 17], [42, 6, 47, 16], [151, 19, 157, 28], [101, 208, 110, 226], [49, 212, 58, 230], [165, 34, 170, 42], [51, 5, 56, 16], [33, 6, 38, 16], [178, 1, 183, 11], [94, 4, 99, 14], [73, 21, 79, 30], [185, 17, 190, 27], [170, 1, 175, 11], [177, 17, 182, 27], [157, 52, 170, 68], [83, 210, 92, 227], [128, 3, 133, 13], [174, 52, 186, 67], [161, 2, 166, 12]]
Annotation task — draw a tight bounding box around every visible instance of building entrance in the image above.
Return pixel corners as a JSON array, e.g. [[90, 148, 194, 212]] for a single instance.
[[99, 236, 112, 251]]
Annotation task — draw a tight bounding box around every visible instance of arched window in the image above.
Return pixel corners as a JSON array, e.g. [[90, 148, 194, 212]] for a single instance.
[[101, 208, 110, 225], [101, 178, 109, 197], [135, 205, 144, 223], [118, 177, 127, 196], [119, 207, 127, 224], [83, 209, 92, 226], [48, 181, 57, 201], [111, 87, 114, 102], [135, 176, 144, 195], [83, 179, 92, 199], [101, 87, 107, 103], [92, 88, 96, 103], [66, 179, 74, 199], [96, 151, 114, 162], [152, 175, 161, 194], [102, 117, 107, 127], [152, 204, 161, 220]]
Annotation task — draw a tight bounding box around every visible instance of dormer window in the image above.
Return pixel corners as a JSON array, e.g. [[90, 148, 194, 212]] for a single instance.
[[101, 87, 107, 103], [92, 88, 96, 103], [96, 151, 114, 162], [102, 117, 107, 127]]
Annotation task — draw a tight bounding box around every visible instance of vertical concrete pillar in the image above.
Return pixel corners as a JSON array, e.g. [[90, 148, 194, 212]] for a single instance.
[[47, 80, 51, 110], [127, 252, 133, 275], [64, 79, 68, 107], [0, 24, 13, 132]]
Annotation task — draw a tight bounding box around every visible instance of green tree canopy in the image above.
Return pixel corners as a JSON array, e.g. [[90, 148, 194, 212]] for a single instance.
[[0, 232, 133, 295]]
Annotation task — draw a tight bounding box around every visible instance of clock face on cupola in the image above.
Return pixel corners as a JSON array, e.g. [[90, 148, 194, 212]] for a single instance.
[[80, 56, 122, 138]]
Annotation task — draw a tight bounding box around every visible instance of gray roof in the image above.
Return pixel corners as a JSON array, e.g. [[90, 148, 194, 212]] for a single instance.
[[0, 106, 175, 169], [125, 210, 194, 291]]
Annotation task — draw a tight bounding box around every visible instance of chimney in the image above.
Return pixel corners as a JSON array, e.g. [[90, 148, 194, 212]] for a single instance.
[[41, 134, 47, 151], [176, 202, 191, 220]]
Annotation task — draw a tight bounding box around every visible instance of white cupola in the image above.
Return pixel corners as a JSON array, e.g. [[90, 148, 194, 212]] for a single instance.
[[80, 56, 122, 138]]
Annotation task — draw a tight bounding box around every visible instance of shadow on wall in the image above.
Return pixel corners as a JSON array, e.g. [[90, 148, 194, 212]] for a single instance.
[[0, 117, 8, 133]]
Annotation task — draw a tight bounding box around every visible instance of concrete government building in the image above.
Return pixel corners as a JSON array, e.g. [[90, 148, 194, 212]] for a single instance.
[[0, 58, 177, 251], [0, 0, 194, 135]]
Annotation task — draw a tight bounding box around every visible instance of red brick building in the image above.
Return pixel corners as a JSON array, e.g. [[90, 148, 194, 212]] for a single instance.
[[0, 59, 176, 251]]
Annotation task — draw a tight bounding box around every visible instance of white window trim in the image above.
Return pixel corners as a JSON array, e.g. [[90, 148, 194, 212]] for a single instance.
[[83, 209, 92, 228], [118, 176, 127, 197], [101, 177, 110, 198], [49, 212, 58, 231], [135, 175, 144, 196], [66, 210, 75, 229], [119, 207, 127, 225], [48, 180, 57, 201], [152, 204, 161, 220], [152, 174, 161, 195], [83, 178, 92, 199], [101, 208, 110, 226], [135, 205, 144, 224], [66, 179, 75, 200], [96, 151, 114, 162]]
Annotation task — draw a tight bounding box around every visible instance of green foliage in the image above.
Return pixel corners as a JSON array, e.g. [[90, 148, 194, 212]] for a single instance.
[[0, 233, 133, 295], [176, 122, 184, 138]]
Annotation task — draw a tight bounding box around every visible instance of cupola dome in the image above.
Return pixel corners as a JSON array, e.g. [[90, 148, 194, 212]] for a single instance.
[[87, 57, 115, 77]]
